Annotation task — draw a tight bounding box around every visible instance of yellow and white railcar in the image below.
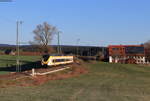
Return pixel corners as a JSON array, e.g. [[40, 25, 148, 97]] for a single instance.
[[42, 55, 74, 66]]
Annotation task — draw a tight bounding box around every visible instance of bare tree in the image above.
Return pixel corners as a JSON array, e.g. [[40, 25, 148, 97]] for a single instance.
[[144, 40, 150, 61], [144, 40, 150, 49], [30, 22, 58, 54]]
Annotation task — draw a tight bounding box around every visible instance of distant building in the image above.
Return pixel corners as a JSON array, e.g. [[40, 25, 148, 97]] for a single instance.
[[108, 45, 145, 64]]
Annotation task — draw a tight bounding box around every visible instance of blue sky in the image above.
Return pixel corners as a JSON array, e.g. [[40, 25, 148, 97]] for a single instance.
[[0, 0, 150, 46]]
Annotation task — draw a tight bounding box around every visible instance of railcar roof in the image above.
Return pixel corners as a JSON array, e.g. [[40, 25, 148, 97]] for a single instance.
[[43, 54, 73, 56]]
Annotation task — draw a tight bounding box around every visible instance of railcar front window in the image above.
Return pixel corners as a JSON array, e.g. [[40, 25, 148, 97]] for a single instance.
[[42, 54, 50, 61]]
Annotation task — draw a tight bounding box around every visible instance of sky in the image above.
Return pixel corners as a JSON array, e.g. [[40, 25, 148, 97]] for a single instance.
[[0, 0, 150, 46]]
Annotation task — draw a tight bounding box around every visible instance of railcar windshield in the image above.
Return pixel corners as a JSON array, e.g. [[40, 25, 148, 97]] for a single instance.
[[42, 54, 50, 61]]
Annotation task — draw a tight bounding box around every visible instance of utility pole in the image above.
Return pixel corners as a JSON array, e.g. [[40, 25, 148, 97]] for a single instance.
[[57, 31, 62, 54], [76, 39, 80, 56], [16, 21, 22, 72]]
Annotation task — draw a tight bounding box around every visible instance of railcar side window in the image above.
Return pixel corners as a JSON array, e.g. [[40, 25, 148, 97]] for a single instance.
[[52, 59, 72, 63]]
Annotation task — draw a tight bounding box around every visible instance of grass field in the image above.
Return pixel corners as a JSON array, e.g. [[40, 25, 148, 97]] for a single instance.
[[0, 55, 41, 74], [0, 55, 150, 101]]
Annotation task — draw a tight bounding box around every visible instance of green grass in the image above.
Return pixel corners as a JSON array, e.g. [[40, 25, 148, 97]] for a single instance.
[[0, 55, 41, 74], [0, 55, 41, 66], [0, 60, 150, 101]]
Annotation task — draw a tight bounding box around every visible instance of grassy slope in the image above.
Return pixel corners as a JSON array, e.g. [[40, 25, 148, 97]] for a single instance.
[[0, 62, 150, 101]]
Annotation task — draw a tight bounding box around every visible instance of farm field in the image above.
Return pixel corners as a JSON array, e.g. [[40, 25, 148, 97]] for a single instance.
[[0, 55, 150, 101]]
